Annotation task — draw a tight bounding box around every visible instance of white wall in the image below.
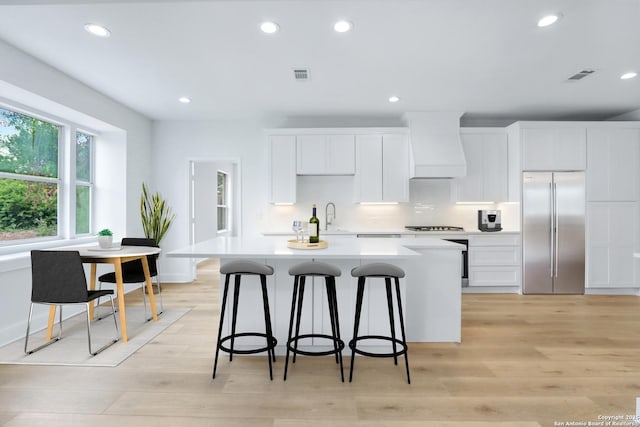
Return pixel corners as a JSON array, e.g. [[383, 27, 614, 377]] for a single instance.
[[0, 39, 152, 346], [152, 120, 268, 282]]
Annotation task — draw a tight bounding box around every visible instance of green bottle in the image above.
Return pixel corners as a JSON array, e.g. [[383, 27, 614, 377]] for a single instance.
[[309, 204, 320, 243]]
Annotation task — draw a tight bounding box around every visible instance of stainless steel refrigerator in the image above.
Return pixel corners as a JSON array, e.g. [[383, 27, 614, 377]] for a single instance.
[[522, 172, 585, 294]]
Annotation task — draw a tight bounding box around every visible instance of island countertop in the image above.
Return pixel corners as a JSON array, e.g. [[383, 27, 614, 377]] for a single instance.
[[168, 236, 463, 260], [168, 235, 463, 343]]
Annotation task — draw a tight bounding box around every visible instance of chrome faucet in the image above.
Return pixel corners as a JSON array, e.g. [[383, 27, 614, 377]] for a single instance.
[[325, 202, 336, 231]]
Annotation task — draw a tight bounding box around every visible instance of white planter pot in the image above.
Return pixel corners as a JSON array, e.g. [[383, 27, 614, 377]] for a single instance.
[[98, 235, 113, 248]]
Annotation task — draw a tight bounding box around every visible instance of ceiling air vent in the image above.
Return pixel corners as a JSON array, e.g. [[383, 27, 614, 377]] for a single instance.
[[567, 69, 595, 81], [293, 68, 310, 81]]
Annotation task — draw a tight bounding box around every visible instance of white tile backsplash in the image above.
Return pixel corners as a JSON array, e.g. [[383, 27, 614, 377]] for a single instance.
[[262, 176, 520, 233]]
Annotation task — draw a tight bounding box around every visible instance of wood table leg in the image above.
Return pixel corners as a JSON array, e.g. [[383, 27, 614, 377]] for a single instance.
[[141, 256, 158, 322], [88, 263, 97, 320], [46, 305, 56, 340], [114, 259, 128, 342]]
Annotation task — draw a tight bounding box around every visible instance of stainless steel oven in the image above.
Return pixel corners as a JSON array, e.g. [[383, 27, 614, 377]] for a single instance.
[[443, 239, 468, 287]]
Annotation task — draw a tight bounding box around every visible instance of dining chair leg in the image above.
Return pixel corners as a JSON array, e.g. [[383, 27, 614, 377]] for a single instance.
[[86, 297, 119, 356], [24, 303, 63, 355]]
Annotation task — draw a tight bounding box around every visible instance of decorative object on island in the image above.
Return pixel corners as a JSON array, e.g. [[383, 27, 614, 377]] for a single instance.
[[140, 182, 175, 246], [287, 239, 328, 249], [97, 228, 113, 248], [308, 204, 320, 243]]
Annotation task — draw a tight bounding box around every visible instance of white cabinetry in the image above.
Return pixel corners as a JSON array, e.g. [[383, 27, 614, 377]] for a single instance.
[[468, 234, 521, 287], [522, 126, 586, 171], [586, 128, 640, 202], [587, 203, 638, 288], [268, 135, 296, 204], [585, 126, 640, 289], [297, 134, 355, 175], [354, 134, 409, 202], [454, 129, 508, 202]]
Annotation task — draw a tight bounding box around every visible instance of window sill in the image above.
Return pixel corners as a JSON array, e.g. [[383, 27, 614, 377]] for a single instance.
[[0, 236, 98, 273]]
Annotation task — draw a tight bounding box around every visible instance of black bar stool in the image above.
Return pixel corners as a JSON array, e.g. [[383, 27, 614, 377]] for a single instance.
[[284, 261, 345, 382], [349, 262, 410, 384], [213, 260, 277, 380]]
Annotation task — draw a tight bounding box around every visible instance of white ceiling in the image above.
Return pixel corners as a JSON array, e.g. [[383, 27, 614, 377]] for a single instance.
[[0, 0, 639, 124]]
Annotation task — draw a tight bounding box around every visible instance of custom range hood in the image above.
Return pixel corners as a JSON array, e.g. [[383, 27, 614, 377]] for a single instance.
[[404, 112, 467, 178]]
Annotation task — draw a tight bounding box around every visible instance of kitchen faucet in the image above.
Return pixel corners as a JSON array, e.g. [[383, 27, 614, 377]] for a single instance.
[[325, 202, 336, 231]]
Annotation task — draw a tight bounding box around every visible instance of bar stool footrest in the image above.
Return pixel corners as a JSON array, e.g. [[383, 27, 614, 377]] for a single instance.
[[219, 332, 277, 355], [348, 335, 407, 358], [287, 334, 345, 357]]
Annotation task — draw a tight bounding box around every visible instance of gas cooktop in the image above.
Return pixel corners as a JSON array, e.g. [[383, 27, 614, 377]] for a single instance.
[[404, 226, 465, 232]]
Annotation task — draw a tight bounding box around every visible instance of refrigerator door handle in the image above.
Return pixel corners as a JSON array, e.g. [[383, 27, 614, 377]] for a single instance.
[[549, 182, 554, 278], [554, 182, 559, 278]]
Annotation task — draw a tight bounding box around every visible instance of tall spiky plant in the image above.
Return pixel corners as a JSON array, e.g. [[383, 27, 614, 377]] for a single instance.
[[140, 182, 175, 245]]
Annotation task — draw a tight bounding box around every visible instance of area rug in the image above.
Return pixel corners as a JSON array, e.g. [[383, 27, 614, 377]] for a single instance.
[[0, 307, 190, 367]]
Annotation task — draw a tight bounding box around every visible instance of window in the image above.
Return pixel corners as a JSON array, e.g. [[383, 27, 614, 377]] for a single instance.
[[75, 131, 93, 235], [0, 106, 94, 244], [217, 170, 228, 232]]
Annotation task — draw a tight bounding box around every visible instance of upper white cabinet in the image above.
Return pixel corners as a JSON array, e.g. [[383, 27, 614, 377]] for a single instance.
[[354, 134, 409, 203], [296, 134, 355, 175], [454, 129, 508, 202], [586, 128, 640, 202], [522, 127, 586, 171], [268, 135, 296, 204]]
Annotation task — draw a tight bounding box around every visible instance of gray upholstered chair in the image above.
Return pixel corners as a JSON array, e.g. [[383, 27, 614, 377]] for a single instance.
[[25, 250, 119, 356]]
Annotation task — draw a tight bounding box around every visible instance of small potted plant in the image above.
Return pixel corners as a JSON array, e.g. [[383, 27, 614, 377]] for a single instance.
[[97, 228, 113, 248]]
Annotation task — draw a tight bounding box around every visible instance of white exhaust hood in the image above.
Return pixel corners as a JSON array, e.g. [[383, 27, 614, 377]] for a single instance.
[[404, 112, 467, 178]]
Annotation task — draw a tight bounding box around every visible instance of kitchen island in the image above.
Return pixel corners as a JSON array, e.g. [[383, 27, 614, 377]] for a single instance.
[[168, 236, 464, 349]]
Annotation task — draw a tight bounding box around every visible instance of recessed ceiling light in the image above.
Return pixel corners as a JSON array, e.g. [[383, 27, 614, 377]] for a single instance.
[[621, 72, 638, 80], [260, 21, 279, 34], [537, 14, 561, 27], [334, 20, 353, 33], [178, 97, 191, 104], [84, 23, 111, 37], [388, 96, 400, 103]]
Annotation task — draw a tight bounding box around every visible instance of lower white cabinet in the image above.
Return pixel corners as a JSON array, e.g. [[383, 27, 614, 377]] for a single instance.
[[587, 202, 639, 288], [468, 234, 521, 287]]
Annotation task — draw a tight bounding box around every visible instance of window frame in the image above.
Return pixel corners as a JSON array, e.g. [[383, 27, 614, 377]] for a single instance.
[[0, 102, 98, 255], [216, 169, 229, 233], [74, 129, 95, 236]]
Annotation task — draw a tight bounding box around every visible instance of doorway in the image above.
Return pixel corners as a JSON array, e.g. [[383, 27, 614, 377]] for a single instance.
[[189, 159, 241, 247]]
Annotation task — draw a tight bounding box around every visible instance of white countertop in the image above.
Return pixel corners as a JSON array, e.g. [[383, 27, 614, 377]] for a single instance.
[[262, 230, 520, 237], [168, 236, 463, 260]]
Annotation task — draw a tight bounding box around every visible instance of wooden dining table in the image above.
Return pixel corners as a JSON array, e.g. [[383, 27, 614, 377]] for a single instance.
[[46, 244, 161, 343]]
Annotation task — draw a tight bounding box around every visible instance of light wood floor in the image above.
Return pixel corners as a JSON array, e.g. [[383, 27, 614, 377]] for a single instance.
[[1, 260, 640, 427]]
